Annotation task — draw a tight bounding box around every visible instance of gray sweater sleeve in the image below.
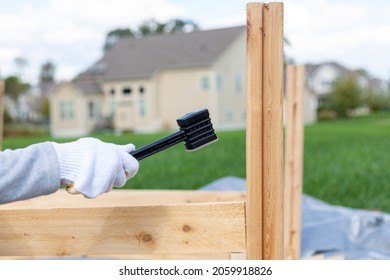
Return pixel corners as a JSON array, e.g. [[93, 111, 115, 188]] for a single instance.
[[0, 142, 60, 204]]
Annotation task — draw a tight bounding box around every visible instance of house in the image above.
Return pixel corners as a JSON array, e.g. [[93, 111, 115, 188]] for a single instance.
[[49, 26, 247, 137], [302, 85, 317, 124], [49, 79, 103, 137], [304, 61, 383, 107]]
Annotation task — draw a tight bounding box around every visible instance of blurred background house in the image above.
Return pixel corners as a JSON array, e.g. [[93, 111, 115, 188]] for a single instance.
[[49, 26, 247, 137], [305, 62, 384, 107]]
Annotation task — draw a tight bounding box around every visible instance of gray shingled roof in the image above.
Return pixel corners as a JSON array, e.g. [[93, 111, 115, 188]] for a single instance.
[[72, 79, 103, 95], [81, 26, 245, 81]]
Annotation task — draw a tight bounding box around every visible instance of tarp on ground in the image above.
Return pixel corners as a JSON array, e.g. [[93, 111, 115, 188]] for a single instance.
[[199, 176, 390, 260]]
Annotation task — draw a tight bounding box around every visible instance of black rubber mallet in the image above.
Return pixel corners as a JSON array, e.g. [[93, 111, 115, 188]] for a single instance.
[[130, 108, 218, 160]]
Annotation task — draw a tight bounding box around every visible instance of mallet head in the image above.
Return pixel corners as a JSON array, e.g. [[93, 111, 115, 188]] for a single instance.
[[176, 108, 218, 151]]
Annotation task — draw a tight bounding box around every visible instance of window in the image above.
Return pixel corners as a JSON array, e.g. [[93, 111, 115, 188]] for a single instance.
[[226, 111, 233, 123], [123, 87, 132, 95], [139, 95, 146, 117], [59, 101, 74, 120], [110, 88, 115, 95], [321, 79, 334, 91], [139, 89, 146, 117], [110, 94, 116, 116], [201, 76, 209, 90], [88, 101, 95, 119], [216, 75, 222, 91], [139, 86, 145, 93]]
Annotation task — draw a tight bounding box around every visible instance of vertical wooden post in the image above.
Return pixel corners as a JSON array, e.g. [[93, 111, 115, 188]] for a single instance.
[[284, 65, 305, 260], [0, 80, 4, 151], [246, 2, 284, 260], [246, 2, 264, 260]]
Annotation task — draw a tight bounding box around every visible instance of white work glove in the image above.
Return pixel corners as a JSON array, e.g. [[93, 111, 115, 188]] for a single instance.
[[51, 137, 139, 198]]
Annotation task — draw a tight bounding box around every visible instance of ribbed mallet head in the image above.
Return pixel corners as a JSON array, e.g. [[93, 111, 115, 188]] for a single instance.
[[176, 108, 218, 151]]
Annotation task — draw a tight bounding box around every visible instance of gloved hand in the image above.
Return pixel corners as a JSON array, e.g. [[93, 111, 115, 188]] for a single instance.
[[51, 137, 139, 198]]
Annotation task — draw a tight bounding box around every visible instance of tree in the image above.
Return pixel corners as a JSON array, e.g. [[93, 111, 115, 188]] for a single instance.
[[4, 76, 30, 101], [329, 75, 363, 117], [165, 19, 199, 33], [39, 61, 56, 84], [138, 19, 165, 36], [365, 88, 390, 112], [103, 28, 134, 52], [103, 18, 199, 51]]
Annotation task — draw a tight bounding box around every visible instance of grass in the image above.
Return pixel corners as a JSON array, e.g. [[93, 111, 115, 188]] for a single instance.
[[3, 111, 390, 212], [303, 112, 390, 212]]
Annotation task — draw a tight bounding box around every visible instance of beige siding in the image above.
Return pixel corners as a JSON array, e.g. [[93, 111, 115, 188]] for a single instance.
[[50, 83, 103, 138], [156, 68, 215, 130], [84, 95, 103, 131], [102, 80, 159, 132], [212, 31, 246, 129], [50, 84, 85, 137]]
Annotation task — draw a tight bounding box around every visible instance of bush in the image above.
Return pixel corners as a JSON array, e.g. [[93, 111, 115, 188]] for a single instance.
[[317, 109, 337, 121], [329, 75, 363, 117], [365, 89, 390, 112]]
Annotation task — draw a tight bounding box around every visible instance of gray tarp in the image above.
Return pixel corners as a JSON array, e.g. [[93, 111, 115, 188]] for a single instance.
[[200, 176, 390, 260]]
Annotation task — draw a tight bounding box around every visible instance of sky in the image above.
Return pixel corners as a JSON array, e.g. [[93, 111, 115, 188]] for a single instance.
[[0, 0, 389, 84]]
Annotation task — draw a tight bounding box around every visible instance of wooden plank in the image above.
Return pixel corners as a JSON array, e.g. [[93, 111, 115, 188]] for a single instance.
[[0, 202, 246, 257], [284, 65, 305, 260], [0, 189, 246, 210], [246, 2, 264, 260], [0, 253, 234, 260], [261, 2, 284, 260], [0, 79, 4, 151]]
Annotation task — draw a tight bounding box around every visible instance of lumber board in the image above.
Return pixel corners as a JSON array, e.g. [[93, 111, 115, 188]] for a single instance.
[[246, 2, 284, 260], [284, 65, 304, 260], [0, 202, 246, 257], [0, 253, 235, 260], [246, 1, 264, 260], [261, 2, 284, 260], [0, 189, 246, 210]]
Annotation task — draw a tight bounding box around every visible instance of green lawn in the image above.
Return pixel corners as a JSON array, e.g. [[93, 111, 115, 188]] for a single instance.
[[3, 112, 390, 212], [303, 112, 390, 212]]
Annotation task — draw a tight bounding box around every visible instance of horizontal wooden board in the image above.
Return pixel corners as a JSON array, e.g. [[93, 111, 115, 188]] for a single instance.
[[0, 202, 246, 257], [0, 190, 246, 209]]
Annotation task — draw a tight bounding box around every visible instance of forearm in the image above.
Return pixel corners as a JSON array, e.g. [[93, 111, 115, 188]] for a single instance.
[[0, 142, 60, 204]]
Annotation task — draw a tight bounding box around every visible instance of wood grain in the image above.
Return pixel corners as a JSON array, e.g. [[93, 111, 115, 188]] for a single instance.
[[284, 65, 304, 259], [246, 2, 284, 260], [0, 189, 246, 210], [246, 2, 264, 260], [261, 2, 284, 260], [0, 202, 246, 257]]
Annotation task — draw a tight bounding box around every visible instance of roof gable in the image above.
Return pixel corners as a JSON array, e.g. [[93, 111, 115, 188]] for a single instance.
[[80, 26, 245, 81]]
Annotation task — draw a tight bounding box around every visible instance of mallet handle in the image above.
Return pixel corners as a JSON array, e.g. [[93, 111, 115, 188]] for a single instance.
[[130, 130, 186, 160]]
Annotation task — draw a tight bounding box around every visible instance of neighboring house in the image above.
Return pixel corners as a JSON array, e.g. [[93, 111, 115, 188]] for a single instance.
[[49, 79, 103, 137], [305, 62, 350, 107], [305, 61, 382, 108], [16, 86, 45, 123], [303, 85, 318, 124], [50, 26, 247, 137]]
